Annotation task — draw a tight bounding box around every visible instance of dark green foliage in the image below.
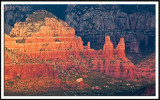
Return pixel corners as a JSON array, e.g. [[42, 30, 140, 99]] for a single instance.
[[4, 70, 155, 96], [10, 34, 16, 37], [25, 10, 57, 24], [55, 39, 61, 42], [126, 51, 155, 65], [7, 81, 14, 86], [27, 34, 32, 37], [39, 49, 45, 51], [42, 43, 49, 46], [53, 34, 58, 37], [16, 38, 26, 43]]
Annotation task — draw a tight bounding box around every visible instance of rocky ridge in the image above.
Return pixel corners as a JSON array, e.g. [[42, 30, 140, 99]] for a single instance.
[[65, 5, 155, 63], [136, 53, 155, 82], [4, 5, 35, 34], [4, 10, 154, 82]]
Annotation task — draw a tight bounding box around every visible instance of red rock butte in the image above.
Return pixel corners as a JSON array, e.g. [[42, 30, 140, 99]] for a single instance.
[[5, 10, 140, 81]]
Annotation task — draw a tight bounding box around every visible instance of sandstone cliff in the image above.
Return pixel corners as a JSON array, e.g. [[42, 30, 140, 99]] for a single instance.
[[9, 10, 75, 38], [4, 10, 154, 82]]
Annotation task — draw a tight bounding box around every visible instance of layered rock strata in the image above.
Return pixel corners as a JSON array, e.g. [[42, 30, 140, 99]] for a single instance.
[[4, 10, 151, 81]]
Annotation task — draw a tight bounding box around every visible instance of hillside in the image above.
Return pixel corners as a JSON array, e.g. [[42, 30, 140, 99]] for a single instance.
[[136, 53, 155, 82], [4, 10, 155, 96]]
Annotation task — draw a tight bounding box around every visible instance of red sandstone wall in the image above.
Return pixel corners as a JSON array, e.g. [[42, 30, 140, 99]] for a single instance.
[[5, 63, 54, 80]]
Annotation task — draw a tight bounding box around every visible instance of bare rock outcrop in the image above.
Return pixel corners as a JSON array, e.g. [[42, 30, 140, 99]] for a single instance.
[[4, 10, 152, 82], [9, 10, 75, 38], [102, 36, 113, 58], [114, 38, 125, 58]]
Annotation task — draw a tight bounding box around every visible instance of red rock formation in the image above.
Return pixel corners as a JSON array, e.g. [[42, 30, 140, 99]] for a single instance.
[[76, 81, 89, 89], [102, 36, 113, 58], [87, 42, 91, 50], [87, 56, 139, 80], [120, 62, 138, 79], [98, 60, 104, 73], [5, 63, 54, 80], [136, 53, 155, 81], [104, 59, 110, 75], [4, 34, 20, 50], [114, 38, 125, 58], [75, 36, 84, 50], [4, 53, 12, 64], [9, 10, 75, 38], [86, 41, 99, 56], [4, 34, 138, 81], [4, 10, 149, 82]]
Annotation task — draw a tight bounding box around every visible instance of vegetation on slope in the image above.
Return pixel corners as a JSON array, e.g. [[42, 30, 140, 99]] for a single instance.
[[4, 70, 154, 96]]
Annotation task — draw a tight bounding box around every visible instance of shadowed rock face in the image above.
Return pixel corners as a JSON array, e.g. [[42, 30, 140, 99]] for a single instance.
[[4, 10, 154, 82], [136, 53, 155, 81], [65, 5, 155, 62], [4, 5, 68, 34], [4, 5, 35, 34]]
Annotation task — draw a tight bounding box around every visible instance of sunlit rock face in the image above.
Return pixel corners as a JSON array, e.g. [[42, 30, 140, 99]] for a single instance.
[[7, 10, 84, 60], [114, 38, 125, 58], [102, 36, 113, 58], [4, 10, 154, 81], [9, 10, 75, 38], [4, 5, 155, 65], [5, 63, 54, 80]]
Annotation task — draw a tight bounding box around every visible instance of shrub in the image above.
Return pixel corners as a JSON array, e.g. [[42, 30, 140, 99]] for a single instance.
[[8, 81, 14, 86], [55, 39, 61, 42], [10, 34, 16, 37], [40, 49, 45, 51], [42, 43, 49, 46], [16, 38, 26, 43]]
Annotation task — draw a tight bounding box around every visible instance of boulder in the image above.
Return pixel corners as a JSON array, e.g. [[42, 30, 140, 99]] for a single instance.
[[76, 78, 83, 83]]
